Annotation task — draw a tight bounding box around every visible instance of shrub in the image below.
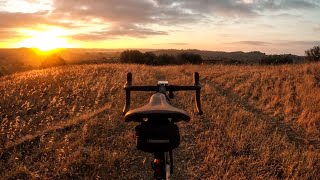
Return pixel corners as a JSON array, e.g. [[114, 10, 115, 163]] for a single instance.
[[177, 53, 203, 64], [224, 59, 242, 64], [40, 54, 66, 68], [305, 46, 320, 62], [119, 50, 144, 64], [119, 50, 203, 65], [154, 54, 176, 65], [143, 52, 157, 65], [260, 55, 293, 65]]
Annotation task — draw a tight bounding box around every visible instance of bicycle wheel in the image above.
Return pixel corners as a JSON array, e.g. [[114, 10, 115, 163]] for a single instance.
[[152, 152, 171, 180], [164, 151, 171, 179]]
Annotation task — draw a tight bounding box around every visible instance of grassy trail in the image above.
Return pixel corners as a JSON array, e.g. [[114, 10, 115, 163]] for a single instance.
[[206, 78, 320, 149], [1, 64, 319, 179]]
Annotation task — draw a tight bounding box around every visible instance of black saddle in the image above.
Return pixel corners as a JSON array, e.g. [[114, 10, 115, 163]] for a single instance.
[[124, 93, 190, 123]]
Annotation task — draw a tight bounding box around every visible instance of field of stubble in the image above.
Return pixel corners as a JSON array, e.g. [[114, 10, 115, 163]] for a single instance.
[[0, 63, 319, 179]]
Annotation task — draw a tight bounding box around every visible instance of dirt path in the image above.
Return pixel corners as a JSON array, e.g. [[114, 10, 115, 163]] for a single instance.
[[2, 68, 319, 179], [204, 77, 320, 149], [121, 70, 193, 179]]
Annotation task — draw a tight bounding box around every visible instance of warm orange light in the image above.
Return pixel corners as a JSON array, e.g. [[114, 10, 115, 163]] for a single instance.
[[17, 27, 74, 51]]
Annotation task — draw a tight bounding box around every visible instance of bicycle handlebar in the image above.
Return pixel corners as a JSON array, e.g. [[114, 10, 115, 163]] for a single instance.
[[122, 72, 203, 115]]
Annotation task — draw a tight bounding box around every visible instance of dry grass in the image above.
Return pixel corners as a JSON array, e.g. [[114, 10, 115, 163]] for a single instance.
[[0, 63, 319, 179], [200, 63, 320, 136]]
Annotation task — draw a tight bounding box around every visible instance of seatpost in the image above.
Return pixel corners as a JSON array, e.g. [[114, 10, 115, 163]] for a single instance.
[[158, 84, 166, 94]]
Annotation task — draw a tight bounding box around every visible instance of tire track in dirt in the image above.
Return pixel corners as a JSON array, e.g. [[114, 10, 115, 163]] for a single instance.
[[146, 69, 193, 179], [204, 77, 320, 149], [162, 69, 216, 179], [0, 103, 112, 157], [127, 69, 196, 179]]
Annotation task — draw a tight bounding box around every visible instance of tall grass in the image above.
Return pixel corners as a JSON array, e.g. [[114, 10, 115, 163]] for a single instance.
[[0, 63, 319, 179]]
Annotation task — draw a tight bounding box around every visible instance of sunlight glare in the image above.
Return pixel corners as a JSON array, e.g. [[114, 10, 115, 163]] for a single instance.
[[17, 27, 74, 51]]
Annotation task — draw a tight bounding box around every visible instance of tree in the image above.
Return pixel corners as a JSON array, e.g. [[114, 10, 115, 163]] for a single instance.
[[143, 52, 157, 65], [120, 50, 144, 64], [260, 55, 293, 65], [119, 50, 203, 65], [155, 54, 176, 65], [305, 46, 320, 61], [177, 53, 203, 64]]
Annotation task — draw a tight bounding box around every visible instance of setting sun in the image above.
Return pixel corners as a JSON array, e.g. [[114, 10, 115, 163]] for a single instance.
[[17, 27, 74, 51]]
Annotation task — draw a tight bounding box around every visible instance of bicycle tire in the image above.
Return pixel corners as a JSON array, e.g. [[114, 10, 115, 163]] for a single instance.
[[165, 152, 171, 180]]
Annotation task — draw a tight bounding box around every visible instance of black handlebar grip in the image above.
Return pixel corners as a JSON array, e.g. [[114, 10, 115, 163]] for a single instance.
[[127, 72, 132, 86], [194, 72, 203, 115], [123, 72, 132, 115], [194, 72, 199, 86]]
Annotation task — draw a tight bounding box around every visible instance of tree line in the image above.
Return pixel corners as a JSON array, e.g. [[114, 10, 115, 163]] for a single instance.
[[259, 54, 294, 65], [119, 50, 203, 65], [28, 46, 320, 67], [31, 45, 320, 68], [259, 46, 320, 65]]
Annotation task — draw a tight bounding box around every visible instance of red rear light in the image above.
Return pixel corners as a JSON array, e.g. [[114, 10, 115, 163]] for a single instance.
[[153, 159, 160, 165]]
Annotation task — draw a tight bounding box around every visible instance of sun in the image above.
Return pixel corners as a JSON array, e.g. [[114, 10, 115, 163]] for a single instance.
[[17, 27, 74, 51]]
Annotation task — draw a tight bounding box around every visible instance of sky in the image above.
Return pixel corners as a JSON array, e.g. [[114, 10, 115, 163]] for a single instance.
[[0, 0, 319, 55]]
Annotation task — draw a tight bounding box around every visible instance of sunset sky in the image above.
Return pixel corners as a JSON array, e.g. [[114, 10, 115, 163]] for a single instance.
[[0, 0, 319, 55]]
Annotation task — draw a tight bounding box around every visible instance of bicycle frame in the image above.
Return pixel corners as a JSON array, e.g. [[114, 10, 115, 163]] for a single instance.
[[123, 72, 203, 180]]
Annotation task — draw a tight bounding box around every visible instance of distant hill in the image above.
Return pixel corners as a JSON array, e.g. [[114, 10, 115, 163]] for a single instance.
[[0, 48, 121, 74], [0, 48, 41, 74], [151, 49, 305, 64], [0, 63, 319, 179], [0, 48, 306, 75]]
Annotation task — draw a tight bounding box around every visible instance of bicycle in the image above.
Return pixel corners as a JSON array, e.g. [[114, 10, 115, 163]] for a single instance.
[[123, 72, 203, 180]]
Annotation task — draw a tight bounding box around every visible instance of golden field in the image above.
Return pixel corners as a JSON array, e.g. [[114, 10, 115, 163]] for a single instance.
[[0, 63, 320, 179]]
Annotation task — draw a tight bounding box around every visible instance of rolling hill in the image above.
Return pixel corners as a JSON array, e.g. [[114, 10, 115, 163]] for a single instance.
[[0, 63, 319, 179]]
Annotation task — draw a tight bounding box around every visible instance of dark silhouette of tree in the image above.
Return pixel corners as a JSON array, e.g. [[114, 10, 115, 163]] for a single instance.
[[40, 54, 66, 68], [177, 53, 203, 64], [119, 50, 203, 65], [120, 50, 144, 63], [154, 54, 176, 65], [305, 46, 320, 62], [143, 52, 157, 65], [260, 55, 293, 65]]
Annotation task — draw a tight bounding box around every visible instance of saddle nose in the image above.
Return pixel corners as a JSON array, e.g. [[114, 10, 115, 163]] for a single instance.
[[124, 93, 190, 123]]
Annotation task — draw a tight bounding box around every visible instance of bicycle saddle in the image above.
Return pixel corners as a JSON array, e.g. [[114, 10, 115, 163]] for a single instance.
[[124, 93, 190, 123]]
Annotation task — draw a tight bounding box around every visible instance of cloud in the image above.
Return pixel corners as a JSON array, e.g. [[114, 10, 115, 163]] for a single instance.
[[227, 41, 271, 46], [254, 0, 319, 11], [51, 0, 204, 25], [270, 13, 302, 18], [48, 0, 205, 40], [182, 0, 257, 17], [47, 0, 261, 40], [278, 40, 320, 46], [227, 40, 320, 47], [72, 24, 167, 41], [168, 43, 189, 45], [0, 0, 319, 41], [0, 12, 49, 28], [0, 30, 22, 40], [314, 25, 320, 32], [153, 42, 189, 46], [0, 12, 54, 40]]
